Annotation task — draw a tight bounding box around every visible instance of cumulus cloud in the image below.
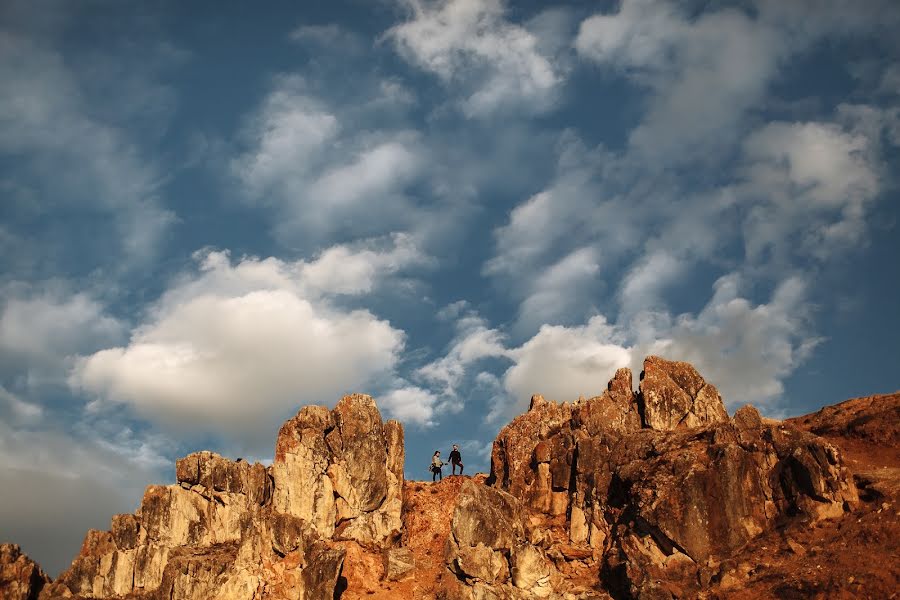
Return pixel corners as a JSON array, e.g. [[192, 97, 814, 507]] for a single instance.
[[484, 140, 641, 331], [427, 272, 821, 423], [70, 236, 425, 447], [503, 316, 630, 409], [635, 274, 821, 409], [575, 0, 898, 165], [486, 102, 891, 346], [386, 0, 563, 116], [0, 385, 42, 425], [515, 246, 601, 333], [379, 385, 440, 427], [576, 0, 787, 162], [618, 250, 686, 320], [416, 312, 508, 397]]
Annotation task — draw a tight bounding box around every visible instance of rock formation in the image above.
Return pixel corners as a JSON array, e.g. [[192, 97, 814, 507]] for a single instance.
[[470, 356, 859, 599], [0, 544, 49, 600], [6, 356, 891, 599], [37, 393, 402, 600]]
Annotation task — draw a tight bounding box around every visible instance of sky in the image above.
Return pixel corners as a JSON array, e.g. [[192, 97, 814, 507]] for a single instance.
[[1, 0, 899, 576]]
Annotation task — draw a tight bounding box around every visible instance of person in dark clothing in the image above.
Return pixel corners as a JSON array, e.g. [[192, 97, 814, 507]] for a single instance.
[[448, 444, 463, 475], [430, 450, 444, 481]]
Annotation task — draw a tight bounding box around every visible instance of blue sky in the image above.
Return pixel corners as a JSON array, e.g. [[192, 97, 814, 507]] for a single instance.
[[1, 0, 899, 575]]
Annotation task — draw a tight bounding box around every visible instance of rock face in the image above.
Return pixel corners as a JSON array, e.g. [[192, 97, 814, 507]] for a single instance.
[[473, 356, 859, 599], [273, 393, 403, 546], [39, 394, 402, 600], [639, 356, 729, 431], [0, 544, 49, 600]]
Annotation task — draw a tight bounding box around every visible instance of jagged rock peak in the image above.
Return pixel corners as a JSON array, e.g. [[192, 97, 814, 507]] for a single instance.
[[639, 355, 729, 430], [39, 393, 404, 600], [478, 357, 860, 599], [0, 543, 50, 600]]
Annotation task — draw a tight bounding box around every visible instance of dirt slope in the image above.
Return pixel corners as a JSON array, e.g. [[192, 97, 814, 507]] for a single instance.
[[707, 392, 900, 599]]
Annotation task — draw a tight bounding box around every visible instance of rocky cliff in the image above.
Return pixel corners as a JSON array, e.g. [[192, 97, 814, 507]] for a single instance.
[[3, 356, 897, 599]]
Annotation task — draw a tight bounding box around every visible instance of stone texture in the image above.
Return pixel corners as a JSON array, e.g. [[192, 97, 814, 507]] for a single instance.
[[273, 394, 402, 547], [445, 481, 556, 597], [639, 356, 729, 431], [0, 544, 49, 600], [479, 356, 858, 599], [383, 546, 415, 581], [38, 393, 397, 600]]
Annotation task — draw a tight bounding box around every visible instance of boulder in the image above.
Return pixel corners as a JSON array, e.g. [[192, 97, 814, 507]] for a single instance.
[[480, 356, 859, 599], [446, 481, 555, 596]]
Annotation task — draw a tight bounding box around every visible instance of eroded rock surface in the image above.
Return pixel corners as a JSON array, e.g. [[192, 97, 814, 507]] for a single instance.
[[473, 356, 859, 599], [38, 393, 400, 600], [274, 393, 403, 547], [0, 544, 49, 600]]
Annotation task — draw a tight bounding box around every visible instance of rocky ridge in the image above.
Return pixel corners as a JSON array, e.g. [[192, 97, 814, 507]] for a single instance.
[[2, 356, 895, 599]]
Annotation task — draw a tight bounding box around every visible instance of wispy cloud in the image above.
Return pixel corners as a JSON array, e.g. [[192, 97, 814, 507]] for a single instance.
[[0, 25, 177, 268], [386, 0, 565, 116]]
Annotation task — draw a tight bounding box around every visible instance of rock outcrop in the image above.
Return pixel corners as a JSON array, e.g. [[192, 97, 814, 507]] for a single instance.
[[39, 394, 402, 600], [469, 356, 859, 599], [0, 544, 49, 600], [8, 357, 882, 600]]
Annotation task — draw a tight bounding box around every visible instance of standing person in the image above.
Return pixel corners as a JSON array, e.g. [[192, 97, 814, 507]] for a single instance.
[[430, 450, 444, 481], [448, 444, 464, 475]]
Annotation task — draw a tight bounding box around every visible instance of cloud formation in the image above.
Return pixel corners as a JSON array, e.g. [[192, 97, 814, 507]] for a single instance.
[[387, 0, 563, 116], [71, 236, 426, 447], [0, 26, 176, 267], [0, 285, 125, 388], [232, 75, 426, 243]]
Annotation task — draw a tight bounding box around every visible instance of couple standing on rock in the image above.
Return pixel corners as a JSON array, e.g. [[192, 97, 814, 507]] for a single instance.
[[430, 445, 464, 481]]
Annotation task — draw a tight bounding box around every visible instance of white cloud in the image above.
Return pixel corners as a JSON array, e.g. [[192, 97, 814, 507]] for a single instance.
[[0, 385, 43, 424], [70, 237, 425, 446], [416, 312, 508, 396], [575, 0, 684, 72], [483, 141, 640, 332], [618, 250, 685, 319], [298, 232, 428, 295], [386, 0, 562, 116], [739, 119, 881, 260], [232, 75, 426, 242], [635, 274, 821, 410], [430, 270, 821, 422], [515, 246, 600, 332], [577, 0, 787, 162], [379, 385, 439, 426], [504, 315, 630, 409]]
